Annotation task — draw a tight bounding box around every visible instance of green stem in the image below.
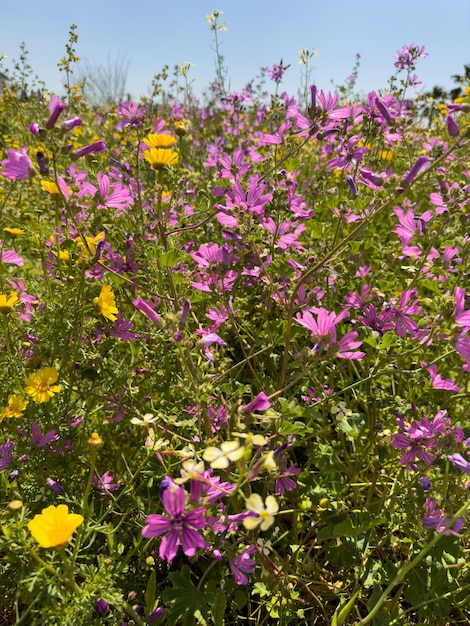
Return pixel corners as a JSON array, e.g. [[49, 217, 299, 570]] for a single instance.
[[356, 500, 470, 626]]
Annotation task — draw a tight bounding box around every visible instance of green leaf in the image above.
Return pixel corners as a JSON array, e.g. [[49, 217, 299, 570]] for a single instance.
[[144, 569, 157, 618], [162, 565, 209, 626], [210, 588, 226, 626]]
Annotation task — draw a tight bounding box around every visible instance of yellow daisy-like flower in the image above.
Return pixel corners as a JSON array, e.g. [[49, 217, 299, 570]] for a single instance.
[[88, 431, 104, 449], [74, 232, 105, 266], [143, 147, 179, 169], [0, 394, 29, 421], [41, 180, 61, 196], [3, 227, 26, 238], [174, 119, 187, 137], [0, 291, 19, 313], [93, 284, 119, 322], [143, 133, 177, 149], [25, 367, 62, 403], [27, 504, 84, 550]]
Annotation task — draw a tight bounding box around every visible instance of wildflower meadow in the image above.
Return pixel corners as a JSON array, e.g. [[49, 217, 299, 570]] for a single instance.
[[1, 16, 470, 626]]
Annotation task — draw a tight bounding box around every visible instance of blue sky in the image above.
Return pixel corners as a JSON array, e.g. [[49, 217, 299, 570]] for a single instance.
[[1, 0, 469, 101]]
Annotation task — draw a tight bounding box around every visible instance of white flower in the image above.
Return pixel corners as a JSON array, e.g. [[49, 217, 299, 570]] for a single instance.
[[202, 439, 245, 469], [130, 413, 158, 426], [243, 494, 279, 531], [174, 458, 205, 484]]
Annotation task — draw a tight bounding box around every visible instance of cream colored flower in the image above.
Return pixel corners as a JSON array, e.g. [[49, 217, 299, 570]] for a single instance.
[[243, 494, 279, 531], [202, 439, 245, 469]]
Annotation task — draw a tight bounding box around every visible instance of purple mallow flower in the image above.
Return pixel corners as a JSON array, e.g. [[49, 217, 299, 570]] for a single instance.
[[46, 478, 64, 493], [1, 147, 34, 180], [72, 141, 106, 160], [448, 452, 470, 474], [422, 498, 464, 535], [0, 440, 16, 471], [242, 392, 271, 413], [46, 95, 66, 129], [133, 297, 161, 325], [93, 471, 120, 494], [31, 421, 59, 448], [142, 485, 208, 562], [94, 599, 109, 615], [402, 156, 430, 187], [230, 544, 256, 585]]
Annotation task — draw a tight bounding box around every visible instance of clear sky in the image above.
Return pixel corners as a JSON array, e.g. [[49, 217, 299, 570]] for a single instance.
[[1, 0, 469, 102]]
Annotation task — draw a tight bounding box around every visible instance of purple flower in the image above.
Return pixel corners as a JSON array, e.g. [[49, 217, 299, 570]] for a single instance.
[[454, 286, 470, 328], [116, 101, 146, 128], [448, 453, 470, 474], [93, 471, 120, 494], [422, 498, 464, 535], [73, 141, 106, 160], [46, 477, 64, 493], [0, 439, 16, 471], [178, 299, 191, 329], [31, 422, 59, 448], [148, 607, 165, 622], [425, 364, 460, 392], [266, 61, 290, 83], [402, 156, 430, 187], [229, 545, 256, 585], [446, 115, 460, 137], [63, 116, 82, 131], [419, 476, 432, 490], [46, 95, 66, 129], [94, 599, 109, 614], [1, 147, 34, 180], [357, 303, 395, 336], [142, 486, 208, 561], [1, 248, 23, 266], [197, 332, 227, 348], [133, 297, 161, 324], [391, 432, 436, 466], [109, 314, 139, 341], [242, 392, 271, 413]]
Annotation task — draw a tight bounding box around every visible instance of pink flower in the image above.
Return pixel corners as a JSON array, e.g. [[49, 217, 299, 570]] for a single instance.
[[1, 147, 34, 180], [230, 545, 256, 585], [133, 297, 161, 324], [142, 486, 207, 562], [46, 95, 66, 129], [422, 498, 464, 535], [242, 392, 271, 413], [425, 364, 461, 392], [454, 286, 470, 328], [1, 248, 23, 266]]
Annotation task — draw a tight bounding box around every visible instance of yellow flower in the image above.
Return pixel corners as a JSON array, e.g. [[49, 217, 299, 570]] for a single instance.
[[174, 119, 187, 137], [41, 180, 60, 196], [93, 284, 119, 322], [25, 367, 62, 403], [3, 227, 25, 238], [243, 494, 279, 531], [143, 133, 177, 149], [74, 232, 105, 266], [143, 147, 179, 169], [88, 431, 103, 449], [0, 394, 29, 421], [0, 291, 19, 313], [41, 180, 72, 197], [27, 504, 84, 549]]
